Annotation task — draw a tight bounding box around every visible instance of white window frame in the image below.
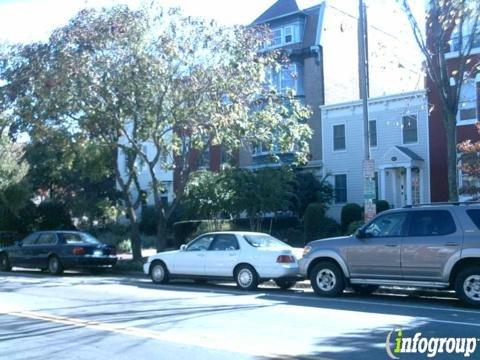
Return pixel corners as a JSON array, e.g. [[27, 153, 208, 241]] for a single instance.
[[401, 114, 419, 145], [457, 78, 478, 125], [334, 174, 348, 204], [332, 124, 346, 152], [267, 23, 302, 49]]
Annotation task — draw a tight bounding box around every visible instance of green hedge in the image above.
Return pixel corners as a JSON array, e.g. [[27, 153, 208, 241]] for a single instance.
[[341, 203, 363, 232]]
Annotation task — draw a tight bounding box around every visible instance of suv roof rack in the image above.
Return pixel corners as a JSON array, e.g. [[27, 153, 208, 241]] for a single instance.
[[403, 201, 480, 208]]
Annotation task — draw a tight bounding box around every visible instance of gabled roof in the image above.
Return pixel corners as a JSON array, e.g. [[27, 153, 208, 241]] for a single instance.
[[396, 146, 424, 161], [252, 0, 300, 25]]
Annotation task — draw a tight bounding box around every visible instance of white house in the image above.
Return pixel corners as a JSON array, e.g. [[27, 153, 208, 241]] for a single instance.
[[321, 90, 430, 221]]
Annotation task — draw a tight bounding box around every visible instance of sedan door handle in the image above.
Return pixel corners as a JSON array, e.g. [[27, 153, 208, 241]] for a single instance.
[[385, 244, 398, 247], [445, 242, 460, 247]]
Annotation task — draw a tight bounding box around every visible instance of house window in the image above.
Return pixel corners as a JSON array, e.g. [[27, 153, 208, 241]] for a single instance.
[[333, 124, 346, 151], [369, 120, 377, 147], [267, 64, 303, 94], [450, 26, 480, 52], [334, 174, 347, 203], [284, 26, 293, 43], [267, 23, 302, 49], [402, 115, 418, 144], [271, 29, 282, 47], [458, 79, 478, 123]]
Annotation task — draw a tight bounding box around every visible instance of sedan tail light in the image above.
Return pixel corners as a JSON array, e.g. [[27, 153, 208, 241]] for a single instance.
[[73, 247, 86, 255], [276, 255, 296, 263]]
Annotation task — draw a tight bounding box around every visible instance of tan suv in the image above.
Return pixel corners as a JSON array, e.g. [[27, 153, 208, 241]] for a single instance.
[[299, 203, 480, 306]]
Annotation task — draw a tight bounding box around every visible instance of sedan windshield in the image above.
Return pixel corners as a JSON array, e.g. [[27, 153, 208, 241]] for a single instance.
[[243, 234, 288, 248], [63, 232, 100, 245]]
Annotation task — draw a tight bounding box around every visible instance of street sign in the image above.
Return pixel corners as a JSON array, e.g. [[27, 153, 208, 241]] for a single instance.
[[363, 178, 376, 200], [364, 202, 376, 222], [363, 159, 375, 179]]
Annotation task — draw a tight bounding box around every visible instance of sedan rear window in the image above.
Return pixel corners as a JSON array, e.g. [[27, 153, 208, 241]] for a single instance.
[[243, 234, 288, 248], [63, 233, 100, 245]]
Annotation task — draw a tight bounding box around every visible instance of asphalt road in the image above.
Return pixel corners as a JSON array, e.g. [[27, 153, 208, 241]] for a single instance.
[[1, 270, 480, 360]]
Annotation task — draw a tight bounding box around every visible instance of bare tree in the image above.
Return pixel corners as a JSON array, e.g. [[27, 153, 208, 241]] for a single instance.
[[399, 0, 480, 201]]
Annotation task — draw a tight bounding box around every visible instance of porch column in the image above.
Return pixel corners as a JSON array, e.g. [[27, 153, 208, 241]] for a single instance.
[[379, 168, 386, 200], [418, 167, 427, 204], [392, 169, 398, 207], [406, 166, 413, 206]]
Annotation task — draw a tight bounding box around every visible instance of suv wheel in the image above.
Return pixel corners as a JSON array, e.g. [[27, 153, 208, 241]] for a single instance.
[[0, 253, 12, 272], [310, 261, 345, 297], [455, 266, 480, 306]]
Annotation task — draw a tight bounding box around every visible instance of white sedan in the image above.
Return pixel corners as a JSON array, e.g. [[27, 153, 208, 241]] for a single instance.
[[143, 231, 301, 290]]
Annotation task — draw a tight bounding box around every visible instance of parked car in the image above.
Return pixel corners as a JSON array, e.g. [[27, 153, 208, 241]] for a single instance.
[[144, 231, 301, 290], [299, 203, 480, 306], [0, 231, 117, 275]]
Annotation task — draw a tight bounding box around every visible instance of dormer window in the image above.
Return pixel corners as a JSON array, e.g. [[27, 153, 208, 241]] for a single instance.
[[266, 22, 303, 49]]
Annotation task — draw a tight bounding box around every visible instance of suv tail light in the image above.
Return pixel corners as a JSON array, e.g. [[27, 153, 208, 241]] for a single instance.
[[73, 247, 86, 255], [276, 255, 296, 263]]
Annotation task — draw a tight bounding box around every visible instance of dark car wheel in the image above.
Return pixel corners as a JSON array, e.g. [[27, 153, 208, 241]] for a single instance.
[[0, 253, 12, 272], [235, 264, 259, 291], [351, 284, 379, 295], [48, 255, 64, 275], [455, 266, 480, 307], [150, 262, 169, 284], [275, 279, 296, 290], [310, 261, 345, 297]]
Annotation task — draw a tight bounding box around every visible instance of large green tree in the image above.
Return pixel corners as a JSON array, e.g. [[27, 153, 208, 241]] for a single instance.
[[1, 4, 312, 259]]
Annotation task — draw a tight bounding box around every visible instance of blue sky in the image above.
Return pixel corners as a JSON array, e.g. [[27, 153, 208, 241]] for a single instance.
[[0, 0, 423, 44]]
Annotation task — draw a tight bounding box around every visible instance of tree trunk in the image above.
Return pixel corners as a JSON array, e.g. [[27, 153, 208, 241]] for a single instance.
[[445, 113, 459, 202], [126, 205, 143, 261], [156, 210, 168, 251]]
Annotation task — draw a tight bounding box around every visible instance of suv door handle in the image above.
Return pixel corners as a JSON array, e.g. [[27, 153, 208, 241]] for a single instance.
[[445, 242, 459, 247], [385, 244, 398, 247]]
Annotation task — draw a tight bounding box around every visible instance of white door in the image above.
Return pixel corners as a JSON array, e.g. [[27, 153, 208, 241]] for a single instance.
[[174, 234, 215, 275], [204, 234, 241, 277]]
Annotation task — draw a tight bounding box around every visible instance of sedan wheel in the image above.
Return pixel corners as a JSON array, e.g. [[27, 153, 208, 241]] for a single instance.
[[310, 261, 345, 297], [151, 262, 169, 284], [235, 265, 258, 291], [48, 255, 64, 275], [0, 253, 12, 272]]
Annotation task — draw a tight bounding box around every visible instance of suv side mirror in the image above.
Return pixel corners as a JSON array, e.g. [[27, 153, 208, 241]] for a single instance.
[[180, 244, 187, 251], [356, 228, 366, 239]]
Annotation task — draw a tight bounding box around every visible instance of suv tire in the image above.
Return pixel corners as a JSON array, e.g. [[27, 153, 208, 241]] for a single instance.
[[310, 261, 345, 297], [455, 266, 480, 307]]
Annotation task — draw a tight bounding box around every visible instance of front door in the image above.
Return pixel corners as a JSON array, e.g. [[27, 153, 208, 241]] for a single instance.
[[173, 234, 215, 275], [348, 212, 408, 279], [204, 234, 240, 277], [9, 233, 39, 267], [402, 209, 462, 281]]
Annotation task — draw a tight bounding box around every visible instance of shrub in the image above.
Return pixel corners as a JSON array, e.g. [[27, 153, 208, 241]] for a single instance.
[[173, 220, 233, 247], [376, 200, 390, 214], [341, 203, 363, 232], [346, 220, 365, 235], [304, 203, 326, 242]]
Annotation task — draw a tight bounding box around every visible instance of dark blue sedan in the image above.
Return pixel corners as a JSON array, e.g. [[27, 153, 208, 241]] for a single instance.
[[0, 231, 117, 275]]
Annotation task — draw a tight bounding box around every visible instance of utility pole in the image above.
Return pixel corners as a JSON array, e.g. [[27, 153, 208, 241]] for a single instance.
[[358, 0, 376, 222]]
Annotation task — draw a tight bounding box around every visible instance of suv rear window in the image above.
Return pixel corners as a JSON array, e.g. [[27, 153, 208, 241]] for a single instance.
[[408, 210, 456, 236], [466, 209, 480, 229]]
